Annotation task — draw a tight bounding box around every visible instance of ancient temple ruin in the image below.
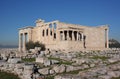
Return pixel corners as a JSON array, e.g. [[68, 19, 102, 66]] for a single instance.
[[19, 19, 109, 51]]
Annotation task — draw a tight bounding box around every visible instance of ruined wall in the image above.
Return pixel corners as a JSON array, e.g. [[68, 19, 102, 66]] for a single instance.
[[84, 26, 108, 50]]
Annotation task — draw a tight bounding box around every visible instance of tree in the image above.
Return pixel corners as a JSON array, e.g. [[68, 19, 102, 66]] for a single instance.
[[109, 39, 120, 48], [25, 41, 45, 51], [26, 41, 34, 50], [34, 41, 45, 51]]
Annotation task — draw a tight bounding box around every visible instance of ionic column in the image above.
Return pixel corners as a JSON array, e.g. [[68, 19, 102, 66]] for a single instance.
[[52, 28, 54, 40], [23, 33, 26, 51], [63, 31, 65, 40], [48, 28, 50, 36], [19, 33, 22, 51], [106, 29, 109, 48], [72, 31, 75, 41]]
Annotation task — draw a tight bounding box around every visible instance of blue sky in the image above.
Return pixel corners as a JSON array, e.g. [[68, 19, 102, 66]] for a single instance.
[[0, 0, 120, 46]]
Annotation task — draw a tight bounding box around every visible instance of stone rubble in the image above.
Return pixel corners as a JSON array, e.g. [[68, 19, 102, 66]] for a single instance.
[[0, 48, 120, 79]]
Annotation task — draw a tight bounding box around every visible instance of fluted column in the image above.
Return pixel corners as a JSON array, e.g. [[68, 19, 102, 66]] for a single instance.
[[19, 33, 22, 51]]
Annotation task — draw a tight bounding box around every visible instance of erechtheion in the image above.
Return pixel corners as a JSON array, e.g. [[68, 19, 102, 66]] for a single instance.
[[19, 19, 109, 51]]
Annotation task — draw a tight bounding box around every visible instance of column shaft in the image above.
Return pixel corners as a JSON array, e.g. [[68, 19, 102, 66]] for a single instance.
[[72, 31, 75, 41], [81, 33, 83, 41], [19, 33, 22, 51], [23, 33, 26, 51], [77, 32, 79, 41], [63, 31, 65, 40], [52, 28, 54, 40], [106, 29, 109, 48], [67, 31, 69, 41]]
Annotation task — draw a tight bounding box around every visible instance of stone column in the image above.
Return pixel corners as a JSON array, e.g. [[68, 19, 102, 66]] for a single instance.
[[23, 33, 26, 51], [48, 28, 49, 36], [59, 31, 61, 41], [60, 32, 62, 41], [19, 33, 22, 51], [107, 29, 109, 48], [63, 31, 65, 41], [72, 31, 75, 41], [67, 31, 69, 41], [47, 28, 51, 43], [56, 30, 60, 41], [81, 33, 84, 41], [106, 29, 109, 48], [77, 32, 79, 41], [52, 28, 54, 40]]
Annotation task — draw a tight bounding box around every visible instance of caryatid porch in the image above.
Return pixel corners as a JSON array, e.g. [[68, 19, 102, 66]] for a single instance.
[[58, 27, 84, 42]]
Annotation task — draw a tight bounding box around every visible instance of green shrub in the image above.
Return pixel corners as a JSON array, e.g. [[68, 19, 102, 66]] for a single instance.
[[109, 39, 120, 48], [0, 70, 21, 79], [22, 58, 35, 62], [112, 77, 120, 79], [48, 57, 72, 65], [26, 41, 34, 50], [45, 76, 54, 79], [26, 41, 45, 51], [90, 56, 109, 61], [35, 42, 45, 51]]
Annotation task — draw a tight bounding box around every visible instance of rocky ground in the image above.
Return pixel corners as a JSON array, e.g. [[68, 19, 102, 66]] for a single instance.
[[0, 48, 120, 79]]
